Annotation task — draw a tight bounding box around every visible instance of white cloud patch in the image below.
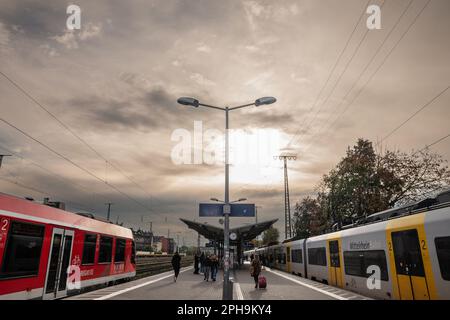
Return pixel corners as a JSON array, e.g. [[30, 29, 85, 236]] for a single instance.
[[39, 43, 59, 57], [243, 1, 301, 31], [0, 22, 11, 46], [51, 22, 102, 49], [190, 73, 216, 86], [52, 31, 78, 49], [196, 43, 211, 53], [290, 73, 310, 84], [244, 71, 273, 87]]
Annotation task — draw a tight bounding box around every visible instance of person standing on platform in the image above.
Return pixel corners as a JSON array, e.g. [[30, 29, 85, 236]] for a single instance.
[[200, 252, 205, 273], [250, 255, 262, 288], [193, 252, 200, 274], [210, 254, 219, 281], [171, 251, 181, 282], [204, 254, 211, 282]]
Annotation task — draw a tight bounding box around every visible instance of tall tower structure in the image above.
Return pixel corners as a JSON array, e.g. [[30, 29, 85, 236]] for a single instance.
[[275, 154, 297, 239]]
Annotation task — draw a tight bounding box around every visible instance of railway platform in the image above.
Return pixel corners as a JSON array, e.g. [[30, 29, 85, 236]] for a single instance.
[[66, 263, 371, 300]]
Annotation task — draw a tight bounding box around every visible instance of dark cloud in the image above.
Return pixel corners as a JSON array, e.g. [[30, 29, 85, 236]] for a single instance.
[[66, 86, 191, 132], [235, 111, 294, 129], [0, 0, 65, 38]]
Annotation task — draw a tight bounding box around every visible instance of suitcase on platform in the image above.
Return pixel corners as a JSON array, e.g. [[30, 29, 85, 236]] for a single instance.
[[258, 275, 267, 289]]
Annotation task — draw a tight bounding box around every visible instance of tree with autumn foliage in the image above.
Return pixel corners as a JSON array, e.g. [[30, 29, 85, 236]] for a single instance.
[[292, 138, 450, 234], [262, 226, 279, 245], [292, 196, 327, 238]]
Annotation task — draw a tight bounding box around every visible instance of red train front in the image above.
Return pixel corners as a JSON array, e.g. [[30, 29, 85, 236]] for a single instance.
[[0, 193, 136, 299]]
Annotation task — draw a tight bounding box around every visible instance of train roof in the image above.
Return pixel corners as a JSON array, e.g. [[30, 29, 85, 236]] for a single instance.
[[280, 189, 450, 244], [352, 189, 450, 227], [0, 192, 133, 239]]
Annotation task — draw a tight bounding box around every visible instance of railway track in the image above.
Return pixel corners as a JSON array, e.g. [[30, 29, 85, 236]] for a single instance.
[[135, 255, 194, 279]]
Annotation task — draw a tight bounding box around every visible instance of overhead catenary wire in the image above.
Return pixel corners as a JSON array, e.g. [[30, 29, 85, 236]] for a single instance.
[[0, 142, 111, 207], [0, 69, 155, 210], [378, 85, 449, 146], [288, 0, 387, 150], [284, 0, 372, 150], [301, 0, 434, 154], [302, 0, 415, 151], [412, 133, 450, 156], [0, 117, 153, 213], [0, 175, 94, 212]]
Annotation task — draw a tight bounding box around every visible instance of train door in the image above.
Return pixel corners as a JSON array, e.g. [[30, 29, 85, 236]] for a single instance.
[[43, 228, 74, 299], [328, 240, 343, 287], [390, 229, 429, 300], [286, 246, 291, 273]]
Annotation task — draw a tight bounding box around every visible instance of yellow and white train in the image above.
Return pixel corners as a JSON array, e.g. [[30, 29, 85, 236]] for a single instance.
[[244, 190, 450, 300]]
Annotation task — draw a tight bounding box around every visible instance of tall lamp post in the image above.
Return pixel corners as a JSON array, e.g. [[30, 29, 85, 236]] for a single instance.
[[177, 96, 276, 300]]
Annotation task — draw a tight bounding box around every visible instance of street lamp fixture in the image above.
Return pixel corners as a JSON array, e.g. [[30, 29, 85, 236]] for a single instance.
[[177, 97, 199, 107], [231, 198, 247, 203], [177, 95, 277, 300], [255, 96, 277, 106], [211, 197, 247, 203]]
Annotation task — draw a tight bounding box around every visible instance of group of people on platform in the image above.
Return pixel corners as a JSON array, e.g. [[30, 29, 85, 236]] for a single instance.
[[171, 250, 264, 288], [193, 252, 220, 282]]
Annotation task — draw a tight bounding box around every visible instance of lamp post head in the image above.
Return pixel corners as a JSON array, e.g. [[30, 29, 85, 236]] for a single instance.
[[238, 198, 247, 202], [210, 198, 220, 202], [177, 97, 199, 107], [255, 96, 276, 106]]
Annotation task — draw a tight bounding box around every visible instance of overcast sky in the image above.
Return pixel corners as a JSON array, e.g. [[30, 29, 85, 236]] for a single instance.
[[0, 0, 449, 244]]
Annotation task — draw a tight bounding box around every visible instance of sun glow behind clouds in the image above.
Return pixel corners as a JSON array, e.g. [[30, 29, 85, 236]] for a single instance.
[[169, 127, 288, 187], [229, 128, 285, 185]]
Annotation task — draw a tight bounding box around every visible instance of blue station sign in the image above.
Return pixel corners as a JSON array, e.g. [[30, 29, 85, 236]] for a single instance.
[[199, 203, 255, 217]]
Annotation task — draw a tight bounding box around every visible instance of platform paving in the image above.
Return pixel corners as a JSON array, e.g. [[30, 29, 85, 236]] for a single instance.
[[65, 263, 371, 300]]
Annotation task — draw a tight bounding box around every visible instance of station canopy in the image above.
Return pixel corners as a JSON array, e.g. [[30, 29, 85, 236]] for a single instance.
[[180, 218, 278, 243]]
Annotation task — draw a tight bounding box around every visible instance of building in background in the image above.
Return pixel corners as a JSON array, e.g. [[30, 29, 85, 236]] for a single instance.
[[168, 238, 176, 254], [132, 229, 153, 252], [152, 236, 163, 253]]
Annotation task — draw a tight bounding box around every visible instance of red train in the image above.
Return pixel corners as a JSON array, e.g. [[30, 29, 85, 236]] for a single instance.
[[0, 192, 136, 299]]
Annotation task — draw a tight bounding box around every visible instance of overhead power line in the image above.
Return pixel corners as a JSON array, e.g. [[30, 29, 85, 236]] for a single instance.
[[302, 0, 434, 154], [304, 0, 415, 150], [378, 85, 449, 145], [288, 0, 388, 149], [0, 175, 94, 212], [0, 70, 155, 209], [284, 0, 372, 149], [0, 142, 110, 206], [0, 117, 153, 212], [413, 133, 450, 156]]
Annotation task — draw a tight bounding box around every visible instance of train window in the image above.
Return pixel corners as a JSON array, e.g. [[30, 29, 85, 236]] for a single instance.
[[329, 240, 340, 267], [131, 240, 136, 264], [82, 234, 97, 265], [292, 249, 303, 263], [114, 238, 126, 263], [98, 236, 113, 263], [343, 250, 388, 281], [308, 247, 327, 266], [0, 221, 45, 279], [435, 237, 450, 281]]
